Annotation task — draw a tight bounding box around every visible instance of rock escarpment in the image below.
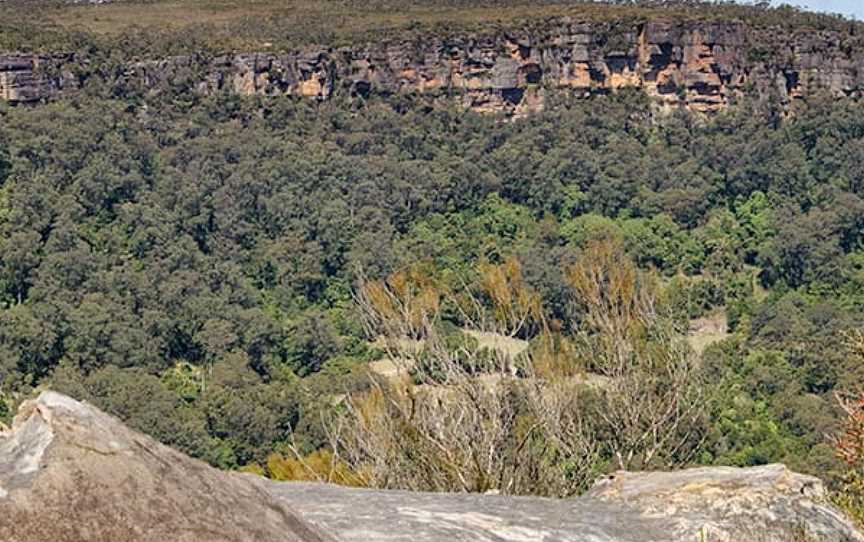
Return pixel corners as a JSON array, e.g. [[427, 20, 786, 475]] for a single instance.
[[0, 53, 77, 103], [2, 17, 864, 114], [1, 392, 863, 541]]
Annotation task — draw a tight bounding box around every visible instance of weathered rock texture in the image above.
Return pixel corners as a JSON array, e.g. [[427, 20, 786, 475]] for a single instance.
[[1, 391, 863, 541], [272, 466, 864, 542], [0, 53, 77, 103], [2, 18, 864, 114], [0, 391, 331, 542]]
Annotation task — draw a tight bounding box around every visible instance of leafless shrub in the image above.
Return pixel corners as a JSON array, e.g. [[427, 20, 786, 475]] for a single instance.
[[333, 246, 706, 495], [567, 239, 706, 470]]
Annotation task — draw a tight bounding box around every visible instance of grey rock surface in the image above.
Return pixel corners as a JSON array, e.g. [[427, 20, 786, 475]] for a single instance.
[[266, 480, 670, 542], [1, 391, 862, 542], [268, 468, 864, 542], [0, 391, 331, 542]]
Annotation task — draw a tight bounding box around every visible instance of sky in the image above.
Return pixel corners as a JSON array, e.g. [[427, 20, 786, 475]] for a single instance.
[[771, 0, 864, 19]]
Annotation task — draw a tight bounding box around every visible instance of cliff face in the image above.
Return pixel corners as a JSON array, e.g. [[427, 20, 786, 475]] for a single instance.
[[2, 391, 863, 542], [2, 19, 864, 114], [0, 53, 77, 103]]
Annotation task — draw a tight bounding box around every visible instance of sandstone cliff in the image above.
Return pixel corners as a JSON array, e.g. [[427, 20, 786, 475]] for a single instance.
[[1, 391, 863, 541], [0, 53, 77, 103], [2, 18, 863, 114]]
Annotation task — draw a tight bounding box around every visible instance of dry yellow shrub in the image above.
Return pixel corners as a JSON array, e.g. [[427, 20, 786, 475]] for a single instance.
[[266, 449, 366, 487]]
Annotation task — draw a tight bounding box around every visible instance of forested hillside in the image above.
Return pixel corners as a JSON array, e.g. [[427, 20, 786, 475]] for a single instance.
[[2, 0, 864, 511]]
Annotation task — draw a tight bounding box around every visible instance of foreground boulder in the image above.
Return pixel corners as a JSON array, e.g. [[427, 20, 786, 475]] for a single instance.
[[1, 391, 862, 542], [0, 391, 330, 542]]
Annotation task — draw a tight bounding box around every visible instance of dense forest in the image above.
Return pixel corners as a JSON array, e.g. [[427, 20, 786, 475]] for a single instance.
[[4, 0, 864, 518], [2, 0, 861, 56]]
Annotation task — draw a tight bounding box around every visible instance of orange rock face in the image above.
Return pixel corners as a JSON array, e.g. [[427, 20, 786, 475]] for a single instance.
[[2, 19, 863, 115]]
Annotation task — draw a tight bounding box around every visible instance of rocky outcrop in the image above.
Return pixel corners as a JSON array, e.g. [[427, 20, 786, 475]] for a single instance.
[[0, 391, 331, 542], [272, 465, 864, 541], [2, 391, 863, 541], [2, 18, 863, 114], [0, 53, 77, 103]]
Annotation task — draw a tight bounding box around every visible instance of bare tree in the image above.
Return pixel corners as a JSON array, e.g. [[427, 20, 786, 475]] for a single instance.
[[567, 239, 706, 470], [334, 247, 707, 496], [828, 330, 864, 527], [831, 329, 864, 467], [459, 257, 545, 339], [335, 262, 597, 496], [523, 376, 601, 496], [353, 262, 536, 380]]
